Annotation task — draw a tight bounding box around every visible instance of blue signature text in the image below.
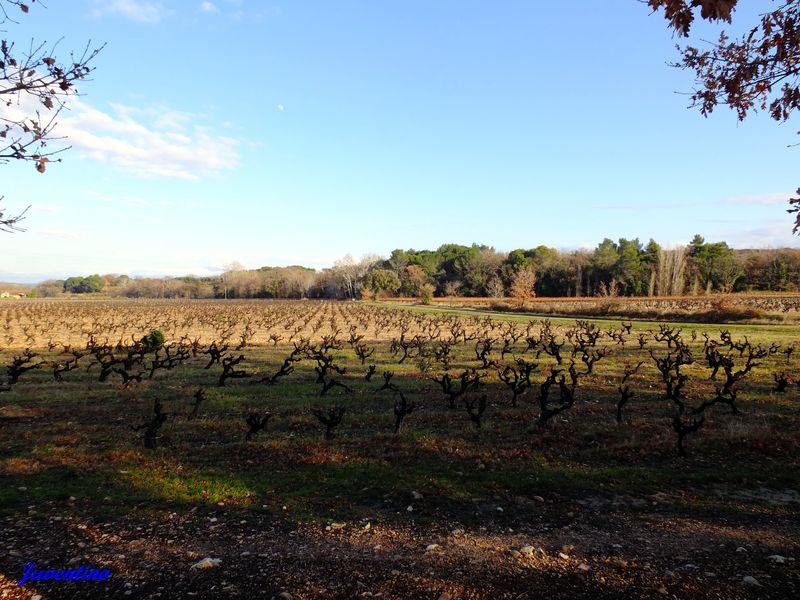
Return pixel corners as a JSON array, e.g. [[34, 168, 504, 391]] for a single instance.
[[17, 562, 111, 586]]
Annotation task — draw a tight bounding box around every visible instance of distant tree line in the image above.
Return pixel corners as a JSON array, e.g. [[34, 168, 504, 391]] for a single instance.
[[31, 236, 800, 300]]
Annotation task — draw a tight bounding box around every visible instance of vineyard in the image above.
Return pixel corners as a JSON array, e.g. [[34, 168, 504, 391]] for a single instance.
[[1, 299, 798, 599]]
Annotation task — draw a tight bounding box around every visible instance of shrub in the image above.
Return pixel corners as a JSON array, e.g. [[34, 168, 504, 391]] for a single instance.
[[489, 301, 513, 312], [418, 283, 435, 305], [703, 298, 762, 322], [140, 329, 165, 351]]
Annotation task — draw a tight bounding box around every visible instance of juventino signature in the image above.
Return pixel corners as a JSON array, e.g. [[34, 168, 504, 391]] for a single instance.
[[17, 562, 111, 585]]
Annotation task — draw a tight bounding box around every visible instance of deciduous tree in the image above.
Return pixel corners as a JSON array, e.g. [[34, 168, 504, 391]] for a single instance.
[[647, 0, 800, 230], [509, 268, 536, 308]]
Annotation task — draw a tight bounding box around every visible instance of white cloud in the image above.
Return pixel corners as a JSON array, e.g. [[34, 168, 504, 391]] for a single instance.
[[91, 1, 167, 24], [200, 1, 219, 13], [52, 100, 240, 180], [0, 94, 240, 180], [277, 104, 284, 112], [724, 192, 794, 206]]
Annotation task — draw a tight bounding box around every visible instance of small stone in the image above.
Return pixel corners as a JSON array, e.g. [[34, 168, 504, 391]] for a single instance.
[[736, 547, 747, 553], [451, 529, 464, 536], [17, 486, 26, 491], [533, 495, 545, 503], [657, 586, 668, 595], [742, 576, 762, 587], [558, 552, 570, 560], [190, 557, 222, 570], [329, 522, 346, 530], [406, 505, 414, 512], [411, 491, 423, 500], [519, 545, 536, 556], [767, 555, 786, 563], [31, 596, 42, 600], [67, 556, 82, 566], [576, 563, 591, 573], [425, 544, 440, 552]]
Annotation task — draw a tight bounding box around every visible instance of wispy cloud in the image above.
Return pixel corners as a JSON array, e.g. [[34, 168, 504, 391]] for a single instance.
[[719, 220, 800, 249], [53, 100, 240, 180], [36, 228, 80, 241], [724, 192, 793, 206], [230, 3, 281, 23], [191, 1, 281, 23], [598, 200, 698, 211], [90, 0, 168, 24], [83, 190, 150, 205]]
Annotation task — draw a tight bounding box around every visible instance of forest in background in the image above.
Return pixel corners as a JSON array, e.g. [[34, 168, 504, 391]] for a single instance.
[[23, 236, 800, 301]]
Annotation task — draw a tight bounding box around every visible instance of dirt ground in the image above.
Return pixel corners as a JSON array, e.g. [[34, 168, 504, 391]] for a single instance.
[[1, 485, 798, 600]]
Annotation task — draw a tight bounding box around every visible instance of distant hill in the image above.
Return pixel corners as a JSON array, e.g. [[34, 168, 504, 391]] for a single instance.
[[0, 282, 31, 292]]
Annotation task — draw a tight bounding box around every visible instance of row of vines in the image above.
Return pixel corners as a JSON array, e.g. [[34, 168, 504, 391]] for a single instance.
[[1, 300, 796, 457]]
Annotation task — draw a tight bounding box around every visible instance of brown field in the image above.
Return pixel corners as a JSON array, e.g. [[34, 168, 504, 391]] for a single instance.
[[385, 293, 800, 323]]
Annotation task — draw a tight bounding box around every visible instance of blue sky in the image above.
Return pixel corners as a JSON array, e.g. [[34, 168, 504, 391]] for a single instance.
[[1, 0, 798, 282]]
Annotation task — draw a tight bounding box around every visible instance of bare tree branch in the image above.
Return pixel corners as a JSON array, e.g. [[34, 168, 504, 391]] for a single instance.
[[0, 0, 103, 232], [0, 196, 27, 231]]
